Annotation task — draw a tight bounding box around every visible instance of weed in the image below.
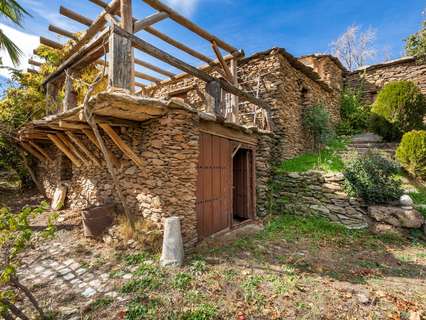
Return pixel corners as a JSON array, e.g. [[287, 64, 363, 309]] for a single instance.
[[241, 275, 265, 304], [172, 272, 192, 290], [121, 277, 160, 293], [87, 297, 113, 311], [409, 186, 426, 205], [124, 253, 148, 265], [180, 304, 218, 320], [125, 297, 159, 320], [223, 268, 238, 281], [190, 259, 207, 275]]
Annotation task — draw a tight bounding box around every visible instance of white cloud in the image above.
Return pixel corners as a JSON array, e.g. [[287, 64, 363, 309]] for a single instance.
[[165, 0, 200, 17], [21, 0, 76, 30], [0, 23, 39, 78]]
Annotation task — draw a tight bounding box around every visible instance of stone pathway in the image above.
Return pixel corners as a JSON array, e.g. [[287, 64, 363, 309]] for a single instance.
[[17, 241, 120, 309]]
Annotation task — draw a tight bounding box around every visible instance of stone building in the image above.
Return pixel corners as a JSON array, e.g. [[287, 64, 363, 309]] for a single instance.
[[345, 56, 426, 102]]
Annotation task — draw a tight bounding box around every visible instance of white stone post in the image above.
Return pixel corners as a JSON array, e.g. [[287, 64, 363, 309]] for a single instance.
[[160, 217, 184, 267]]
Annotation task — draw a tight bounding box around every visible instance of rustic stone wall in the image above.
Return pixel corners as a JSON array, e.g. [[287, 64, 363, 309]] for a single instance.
[[345, 57, 426, 103], [298, 55, 346, 91], [272, 171, 368, 229], [36, 108, 200, 245]]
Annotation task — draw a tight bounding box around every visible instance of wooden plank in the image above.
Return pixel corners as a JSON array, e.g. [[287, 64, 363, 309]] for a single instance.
[[59, 120, 90, 130], [211, 40, 233, 82], [82, 128, 121, 167], [65, 132, 102, 167], [40, 37, 63, 50], [28, 141, 54, 162], [199, 120, 257, 145], [143, 0, 238, 54], [133, 12, 168, 33], [56, 133, 88, 164], [134, 81, 146, 88], [112, 25, 271, 114], [99, 123, 144, 168], [134, 70, 161, 83], [60, 6, 93, 26], [27, 68, 39, 74], [48, 25, 78, 40], [134, 58, 175, 78], [47, 134, 82, 167], [108, 30, 133, 90], [28, 59, 42, 67], [20, 142, 47, 163], [144, 26, 213, 64]]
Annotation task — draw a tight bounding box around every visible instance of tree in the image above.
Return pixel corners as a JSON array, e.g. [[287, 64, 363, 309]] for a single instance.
[[405, 20, 426, 59], [0, 0, 31, 66], [331, 24, 377, 71]]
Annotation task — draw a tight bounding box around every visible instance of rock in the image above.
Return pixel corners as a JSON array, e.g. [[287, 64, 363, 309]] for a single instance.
[[400, 195, 414, 207], [310, 204, 330, 215], [356, 293, 369, 304], [51, 184, 67, 210], [124, 166, 137, 175], [369, 222, 402, 236], [160, 217, 184, 267], [368, 206, 424, 228]]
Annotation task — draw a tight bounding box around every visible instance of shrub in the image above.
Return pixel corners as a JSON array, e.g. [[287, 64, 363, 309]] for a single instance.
[[371, 81, 426, 134], [368, 113, 402, 142], [336, 89, 370, 135], [396, 130, 426, 179], [303, 104, 334, 149], [344, 151, 403, 204]]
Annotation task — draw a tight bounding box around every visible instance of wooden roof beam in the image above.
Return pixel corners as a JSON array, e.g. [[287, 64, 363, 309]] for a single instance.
[[56, 133, 88, 164], [211, 40, 233, 82], [133, 12, 168, 33], [65, 132, 101, 167], [135, 70, 161, 83], [60, 6, 93, 27], [20, 142, 47, 163], [48, 25, 79, 40], [28, 59, 42, 67], [48, 134, 82, 167], [40, 37, 63, 50], [28, 141, 54, 162], [134, 58, 175, 78], [112, 25, 271, 112], [143, 0, 238, 54], [82, 128, 121, 168]]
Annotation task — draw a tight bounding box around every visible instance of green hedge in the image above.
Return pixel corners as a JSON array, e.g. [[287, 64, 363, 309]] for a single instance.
[[396, 130, 426, 179], [371, 81, 426, 134]]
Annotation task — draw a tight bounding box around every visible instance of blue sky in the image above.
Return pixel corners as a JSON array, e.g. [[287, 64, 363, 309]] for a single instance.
[[0, 0, 424, 82]]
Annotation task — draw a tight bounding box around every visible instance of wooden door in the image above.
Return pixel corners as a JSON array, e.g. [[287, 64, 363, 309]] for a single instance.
[[196, 133, 232, 239]]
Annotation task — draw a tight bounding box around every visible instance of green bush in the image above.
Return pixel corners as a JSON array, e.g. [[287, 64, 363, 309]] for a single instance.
[[336, 89, 370, 136], [303, 104, 334, 149], [396, 130, 426, 179], [344, 151, 403, 204], [368, 113, 402, 142], [371, 81, 426, 134]]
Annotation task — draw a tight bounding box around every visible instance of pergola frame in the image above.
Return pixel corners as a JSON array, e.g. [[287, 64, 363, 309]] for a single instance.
[[31, 0, 271, 128]]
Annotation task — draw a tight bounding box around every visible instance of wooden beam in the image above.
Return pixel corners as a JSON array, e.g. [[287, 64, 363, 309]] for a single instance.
[[65, 132, 102, 167], [82, 128, 121, 167], [144, 26, 213, 64], [28, 59, 42, 67], [134, 58, 175, 78], [63, 72, 77, 112], [112, 25, 271, 113], [40, 37, 63, 50], [143, 0, 238, 54], [48, 25, 78, 40], [20, 142, 47, 163], [56, 133, 88, 164], [121, 0, 133, 32], [60, 6, 93, 27], [133, 12, 168, 33], [47, 134, 82, 167], [134, 70, 161, 83], [135, 81, 146, 88], [68, 0, 120, 57], [108, 30, 133, 90], [59, 120, 90, 130], [27, 69, 39, 74], [99, 123, 144, 169], [43, 27, 110, 85], [211, 40, 233, 82], [28, 141, 54, 162]]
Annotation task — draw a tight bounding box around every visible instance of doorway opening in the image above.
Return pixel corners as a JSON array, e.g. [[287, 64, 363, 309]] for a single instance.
[[232, 147, 254, 226]]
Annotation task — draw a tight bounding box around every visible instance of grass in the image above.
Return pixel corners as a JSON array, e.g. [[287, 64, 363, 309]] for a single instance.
[[409, 185, 426, 218], [278, 138, 348, 173]]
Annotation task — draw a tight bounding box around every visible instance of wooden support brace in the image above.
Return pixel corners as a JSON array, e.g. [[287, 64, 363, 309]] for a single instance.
[[48, 25, 78, 40], [28, 141, 54, 162], [20, 142, 47, 163], [28, 59, 42, 67], [133, 12, 168, 33], [40, 37, 63, 50], [47, 134, 82, 167], [65, 132, 102, 167], [82, 128, 121, 167], [59, 120, 90, 130], [56, 133, 88, 164], [99, 123, 144, 169], [211, 40, 233, 82]]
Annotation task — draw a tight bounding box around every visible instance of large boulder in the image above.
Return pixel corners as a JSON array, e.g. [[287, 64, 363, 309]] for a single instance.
[[368, 206, 424, 228]]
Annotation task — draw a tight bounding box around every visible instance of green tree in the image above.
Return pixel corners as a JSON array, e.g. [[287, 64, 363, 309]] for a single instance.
[[0, 0, 31, 66], [405, 20, 426, 59], [303, 104, 333, 150]]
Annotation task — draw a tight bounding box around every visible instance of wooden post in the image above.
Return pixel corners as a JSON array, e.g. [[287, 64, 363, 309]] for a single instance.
[[108, 31, 133, 90], [120, 0, 134, 93], [205, 80, 222, 115], [229, 57, 240, 124], [63, 71, 77, 112], [45, 82, 58, 115]]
